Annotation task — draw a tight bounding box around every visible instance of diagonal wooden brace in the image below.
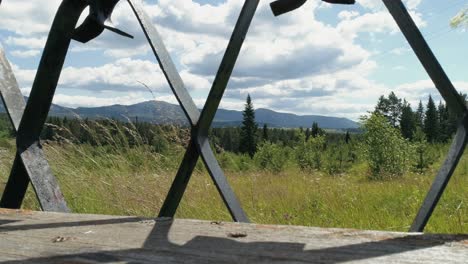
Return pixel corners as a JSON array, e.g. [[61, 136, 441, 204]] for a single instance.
[[410, 114, 467, 232], [128, 0, 259, 222], [0, 0, 121, 212], [0, 49, 33, 209], [1, 48, 69, 212]]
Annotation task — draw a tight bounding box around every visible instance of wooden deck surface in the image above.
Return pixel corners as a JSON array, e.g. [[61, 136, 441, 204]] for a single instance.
[[0, 209, 466, 263]]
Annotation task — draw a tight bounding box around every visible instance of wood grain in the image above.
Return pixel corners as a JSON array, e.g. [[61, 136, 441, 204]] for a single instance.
[[0, 209, 466, 263]]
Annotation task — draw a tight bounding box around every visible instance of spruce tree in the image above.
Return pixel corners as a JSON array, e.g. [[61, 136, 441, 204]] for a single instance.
[[400, 100, 416, 139], [387, 91, 403, 127], [310, 122, 324, 138], [424, 95, 439, 143], [415, 100, 424, 128], [262, 123, 269, 142], [305, 128, 311, 141], [311, 122, 319, 138], [375, 95, 390, 121], [239, 94, 258, 158], [374, 92, 402, 127], [345, 130, 351, 144], [437, 101, 450, 142]]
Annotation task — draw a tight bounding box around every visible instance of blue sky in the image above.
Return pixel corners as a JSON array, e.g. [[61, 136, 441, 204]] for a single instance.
[[0, 0, 467, 120]]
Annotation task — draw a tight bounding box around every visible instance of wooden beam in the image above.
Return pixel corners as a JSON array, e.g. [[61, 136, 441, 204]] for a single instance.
[[0, 209, 466, 263]]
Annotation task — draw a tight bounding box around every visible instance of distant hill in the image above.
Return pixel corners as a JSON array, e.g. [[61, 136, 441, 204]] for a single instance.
[[0, 99, 359, 129]]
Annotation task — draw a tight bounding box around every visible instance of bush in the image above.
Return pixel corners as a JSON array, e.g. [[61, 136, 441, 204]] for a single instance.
[[412, 127, 431, 173], [254, 142, 288, 173], [324, 144, 353, 175], [361, 113, 414, 179], [295, 135, 326, 171]]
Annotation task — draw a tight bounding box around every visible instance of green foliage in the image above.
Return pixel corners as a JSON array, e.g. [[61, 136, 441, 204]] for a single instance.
[[0, 113, 14, 138], [254, 142, 288, 173], [296, 135, 326, 171], [372, 92, 462, 145], [412, 127, 431, 173], [361, 113, 414, 179], [239, 94, 258, 158], [424, 95, 439, 143], [450, 7, 467, 28], [262, 124, 269, 142], [415, 100, 424, 128], [344, 131, 351, 144], [323, 141, 360, 176], [0, 110, 466, 234], [400, 100, 416, 139], [311, 122, 325, 138], [374, 92, 402, 127]]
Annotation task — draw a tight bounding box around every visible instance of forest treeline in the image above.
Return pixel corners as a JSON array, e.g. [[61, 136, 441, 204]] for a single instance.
[[374, 91, 465, 143], [0, 91, 464, 180]]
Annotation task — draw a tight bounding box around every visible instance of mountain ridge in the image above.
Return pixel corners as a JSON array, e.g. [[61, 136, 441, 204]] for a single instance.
[[0, 99, 359, 129]]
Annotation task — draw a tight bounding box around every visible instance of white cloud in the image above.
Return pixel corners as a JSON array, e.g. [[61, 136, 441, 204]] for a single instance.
[[358, 0, 423, 11], [2, 0, 463, 121], [396, 79, 468, 107], [53, 93, 150, 108], [338, 10, 360, 21], [390, 47, 410, 55], [0, 0, 61, 36], [10, 49, 40, 58]]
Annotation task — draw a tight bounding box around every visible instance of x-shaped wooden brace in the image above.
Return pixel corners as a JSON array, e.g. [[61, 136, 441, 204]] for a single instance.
[[128, 0, 259, 222], [381, 0, 467, 232]]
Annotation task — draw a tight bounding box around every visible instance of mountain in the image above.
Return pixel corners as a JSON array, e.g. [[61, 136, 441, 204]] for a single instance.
[[0, 99, 359, 129]]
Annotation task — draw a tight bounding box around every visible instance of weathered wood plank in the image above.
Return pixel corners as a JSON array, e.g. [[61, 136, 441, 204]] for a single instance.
[[0, 209, 466, 263]]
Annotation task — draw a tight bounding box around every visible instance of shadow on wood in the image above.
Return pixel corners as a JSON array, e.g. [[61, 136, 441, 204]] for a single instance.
[[0, 210, 466, 263]]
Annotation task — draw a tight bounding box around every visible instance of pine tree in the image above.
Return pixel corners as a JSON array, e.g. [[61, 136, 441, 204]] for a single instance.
[[400, 100, 416, 139], [375, 95, 390, 121], [311, 122, 320, 138], [424, 95, 439, 143], [305, 128, 311, 141], [437, 101, 450, 142], [387, 91, 403, 127], [374, 92, 402, 127], [239, 94, 258, 158], [345, 130, 351, 144], [415, 100, 424, 128], [262, 123, 269, 142], [311, 122, 326, 138]]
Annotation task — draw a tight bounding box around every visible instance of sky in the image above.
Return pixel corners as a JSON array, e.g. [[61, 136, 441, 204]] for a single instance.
[[0, 0, 467, 121]]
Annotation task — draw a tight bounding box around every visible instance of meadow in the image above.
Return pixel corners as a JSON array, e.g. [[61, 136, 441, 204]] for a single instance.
[[0, 120, 465, 234]]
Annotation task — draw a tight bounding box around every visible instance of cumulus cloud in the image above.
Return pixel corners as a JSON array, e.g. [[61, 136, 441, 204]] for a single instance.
[[53, 92, 150, 108], [396, 80, 468, 107], [10, 49, 40, 58], [1, 0, 461, 121]]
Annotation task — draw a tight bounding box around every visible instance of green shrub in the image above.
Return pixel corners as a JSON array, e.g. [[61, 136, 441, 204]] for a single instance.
[[324, 144, 353, 175], [295, 135, 326, 171], [412, 127, 431, 173], [254, 142, 288, 173], [361, 113, 414, 179]]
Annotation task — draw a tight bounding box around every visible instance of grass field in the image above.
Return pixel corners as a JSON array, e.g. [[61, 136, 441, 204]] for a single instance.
[[0, 137, 466, 234]]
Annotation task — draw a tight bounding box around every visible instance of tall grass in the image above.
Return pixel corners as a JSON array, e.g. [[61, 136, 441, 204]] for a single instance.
[[0, 118, 465, 234]]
